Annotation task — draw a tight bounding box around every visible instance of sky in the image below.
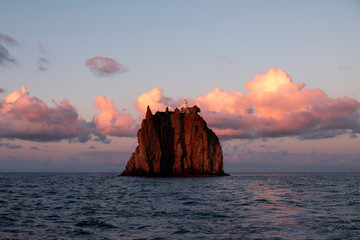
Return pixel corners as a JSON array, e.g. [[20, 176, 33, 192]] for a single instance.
[[1, 0, 360, 172]]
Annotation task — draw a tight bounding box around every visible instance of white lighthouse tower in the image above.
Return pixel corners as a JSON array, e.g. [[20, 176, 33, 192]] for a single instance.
[[181, 99, 189, 113], [183, 99, 188, 109]]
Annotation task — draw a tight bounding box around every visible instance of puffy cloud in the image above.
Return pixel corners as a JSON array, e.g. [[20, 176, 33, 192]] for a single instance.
[[135, 87, 185, 114], [2, 68, 359, 143], [134, 68, 360, 140], [0, 88, 5, 94], [0, 86, 91, 142], [85, 56, 129, 76], [0, 86, 138, 142], [0, 33, 18, 66], [93, 96, 137, 137], [196, 88, 249, 114], [197, 68, 360, 139]]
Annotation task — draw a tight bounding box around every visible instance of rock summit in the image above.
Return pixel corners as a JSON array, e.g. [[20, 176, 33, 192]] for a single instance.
[[120, 105, 228, 177]]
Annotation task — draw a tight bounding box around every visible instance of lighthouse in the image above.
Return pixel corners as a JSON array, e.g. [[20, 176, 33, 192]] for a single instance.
[[183, 99, 188, 109], [181, 99, 190, 113]]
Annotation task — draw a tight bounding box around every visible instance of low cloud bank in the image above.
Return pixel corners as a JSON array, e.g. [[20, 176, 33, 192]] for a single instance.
[[135, 68, 360, 139], [0, 85, 138, 142], [0, 86, 91, 142], [1, 68, 359, 142]]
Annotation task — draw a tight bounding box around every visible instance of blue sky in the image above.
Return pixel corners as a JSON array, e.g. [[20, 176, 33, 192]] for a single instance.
[[1, 0, 359, 172]]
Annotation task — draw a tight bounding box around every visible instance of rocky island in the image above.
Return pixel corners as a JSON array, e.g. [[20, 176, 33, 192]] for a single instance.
[[120, 102, 228, 177]]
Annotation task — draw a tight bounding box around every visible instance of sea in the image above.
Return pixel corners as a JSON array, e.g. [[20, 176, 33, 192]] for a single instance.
[[0, 172, 359, 240]]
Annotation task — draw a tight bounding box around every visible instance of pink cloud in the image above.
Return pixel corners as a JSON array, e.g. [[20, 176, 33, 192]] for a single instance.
[[134, 68, 360, 139], [135, 87, 184, 114], [0, 86, 90, 142], [85, 56, 129, 76], [1, 68, 359, 143], [93, 96, 137, 137], [198, 68, 360, 139], [196, 87, 249, 114], [0, 86, 137, 142]]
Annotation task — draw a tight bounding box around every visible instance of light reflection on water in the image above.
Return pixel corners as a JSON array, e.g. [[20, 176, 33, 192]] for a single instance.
[[0, 172, 359, 239]]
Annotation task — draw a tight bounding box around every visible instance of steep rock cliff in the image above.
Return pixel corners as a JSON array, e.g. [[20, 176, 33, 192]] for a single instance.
[[120, 106, 227, 177]]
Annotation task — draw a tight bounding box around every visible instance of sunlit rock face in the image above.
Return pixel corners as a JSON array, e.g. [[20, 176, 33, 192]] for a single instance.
[[120, 106, 227, 177]]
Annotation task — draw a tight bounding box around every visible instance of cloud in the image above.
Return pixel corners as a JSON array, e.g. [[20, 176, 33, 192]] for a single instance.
[[196, 88, 248, 114], [93, 96, 137, 137], [0, 33, 19, 46], [0, 88, 5, 94], [37, 42, 47, 54], [37, 57, 50, 71], [0, 142, 22, 149], [198, 68, 360, 139], [0, 86, 91, 142], [1, 68, 358, 143], [0, 33, 18, 66], [216, 55, 235, 63], [135, 68, 360, 140], [135, 87, 185, 114], [0, 45, 17, 65], [37, 42, 50, 71], [0, 86, 137, 142], [85, 56, 129, 76]]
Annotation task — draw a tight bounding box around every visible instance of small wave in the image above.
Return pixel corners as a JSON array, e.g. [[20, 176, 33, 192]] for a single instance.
[[172, 228, 190, 235], [75, 219, 115, 229], [182, 200, 196, 205], [71, 228, 93, 236], [1, 172, 359, 239], [254, 198, 272, 204]]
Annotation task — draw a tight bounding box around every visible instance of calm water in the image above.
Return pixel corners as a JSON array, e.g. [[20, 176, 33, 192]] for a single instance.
[[0, 173, 359, 240]]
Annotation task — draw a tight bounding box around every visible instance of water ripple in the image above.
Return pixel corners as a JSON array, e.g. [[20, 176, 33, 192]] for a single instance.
[[0, 173, 359, 239]]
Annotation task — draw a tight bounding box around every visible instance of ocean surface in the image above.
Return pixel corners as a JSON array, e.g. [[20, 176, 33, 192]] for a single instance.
[[0, 173, 359, 240]]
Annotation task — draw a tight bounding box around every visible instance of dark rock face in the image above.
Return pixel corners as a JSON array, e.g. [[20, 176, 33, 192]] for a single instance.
[[120, 106, 227, 177]]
